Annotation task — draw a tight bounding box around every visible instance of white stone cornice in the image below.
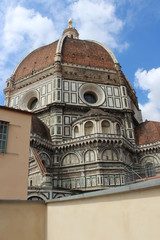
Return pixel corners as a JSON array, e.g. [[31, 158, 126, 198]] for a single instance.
[[137, 141, 160, 152], [61, 63, 117, 73]]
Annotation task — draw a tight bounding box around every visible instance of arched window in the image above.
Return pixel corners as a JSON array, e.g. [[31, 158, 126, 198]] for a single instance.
[[142, 156, 157, 178], [84, 121, 94, 135], [62, 154, 79, 166], [116, 124, 121, 135], [85, 150, 95, 162], [145, 163, 155, 177], [101, 120, 110, 134], [102, 149, 118, 161], [74, 126, 79, 138]]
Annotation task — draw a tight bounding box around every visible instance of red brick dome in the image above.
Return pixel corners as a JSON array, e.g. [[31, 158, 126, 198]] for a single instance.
[[31, 115, 52, 142], [12, 34, 117, 82], [13, 40, 58, 81], [135, 121, 160, 145], [62, 37, 116, 70]]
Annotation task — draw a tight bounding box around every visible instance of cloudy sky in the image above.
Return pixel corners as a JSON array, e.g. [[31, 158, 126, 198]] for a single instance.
[[0, 0, 160, 121]]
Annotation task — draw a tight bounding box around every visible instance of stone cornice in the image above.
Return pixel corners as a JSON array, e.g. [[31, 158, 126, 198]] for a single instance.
[[30, 133, 136, 152], [11, 65, 55, 91], [61, 62, 117, 73], [30, 133, 160, 154], [137, 141, 160, 153]]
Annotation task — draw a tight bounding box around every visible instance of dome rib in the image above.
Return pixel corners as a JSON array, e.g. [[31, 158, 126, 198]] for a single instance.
[[12, 35, 118, 82], [88, 40, 118, 64]]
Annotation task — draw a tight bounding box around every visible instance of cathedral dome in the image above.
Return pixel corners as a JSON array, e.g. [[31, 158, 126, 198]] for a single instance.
[[13, 40, 58, 82], [31, 115, 52, 142], [135, 121, 160, 145], [61, 38, 116, 70], [12, 22, 118, 82]]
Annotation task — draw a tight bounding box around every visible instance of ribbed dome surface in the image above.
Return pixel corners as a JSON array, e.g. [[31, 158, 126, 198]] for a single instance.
[[31, 115, 52, 142], [62, 38, 115, 69], [13, 36, 116, 82], [13, 40, 58, 81], [135, 121, 160, 145]]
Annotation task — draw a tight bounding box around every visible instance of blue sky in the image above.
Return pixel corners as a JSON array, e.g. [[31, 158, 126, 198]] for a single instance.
[[0, 0, 160, 121]]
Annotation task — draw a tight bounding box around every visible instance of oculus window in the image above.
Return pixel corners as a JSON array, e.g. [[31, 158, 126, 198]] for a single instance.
[[28, 97, 38, 110], [84, 92, 97, 104], [0, 121, 9, 153], [79, 83, 105, 106]]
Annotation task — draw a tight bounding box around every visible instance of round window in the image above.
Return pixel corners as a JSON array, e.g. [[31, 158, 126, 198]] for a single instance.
[[20, 90, 39, 111], [84, 92, 97, 104], [28, 97, 38, 110], [79, 83, 105, 106]]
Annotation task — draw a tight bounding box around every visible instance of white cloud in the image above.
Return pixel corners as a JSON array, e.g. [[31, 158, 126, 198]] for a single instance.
[[70, 0, 128, 50], [135, 67, 160, 121], [0, 0, 129, 105], [3, 5, 58, 54], [0, 4, 58, 105]]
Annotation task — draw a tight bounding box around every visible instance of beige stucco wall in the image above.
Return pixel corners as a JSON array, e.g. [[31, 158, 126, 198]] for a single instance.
[[0, 182, 160, 240], [0, 201, 46, 240], [46, 184, 160, 240], [0, 107, 32, 200]]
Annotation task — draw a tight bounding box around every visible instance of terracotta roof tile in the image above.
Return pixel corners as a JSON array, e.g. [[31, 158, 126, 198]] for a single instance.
[[31, 115, 52, 142], [13, 40, 58, 81], [135, 121, 160, 145], [62, 38, 115, 69], [13, 37, 116, 82]]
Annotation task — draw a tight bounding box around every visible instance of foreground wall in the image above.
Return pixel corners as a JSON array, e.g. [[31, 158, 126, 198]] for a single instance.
[[0, 107, 32, 200], [0, 201, 46, 240], [47, 180, 160, 240], [1, 180, 160, 240]]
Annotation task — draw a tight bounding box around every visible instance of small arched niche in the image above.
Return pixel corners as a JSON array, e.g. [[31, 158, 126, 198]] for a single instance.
[[84, 121, 94, 136], [74, 126, 79, 138], [101, 120, 110, 134], [116, 123, 121, 135]]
